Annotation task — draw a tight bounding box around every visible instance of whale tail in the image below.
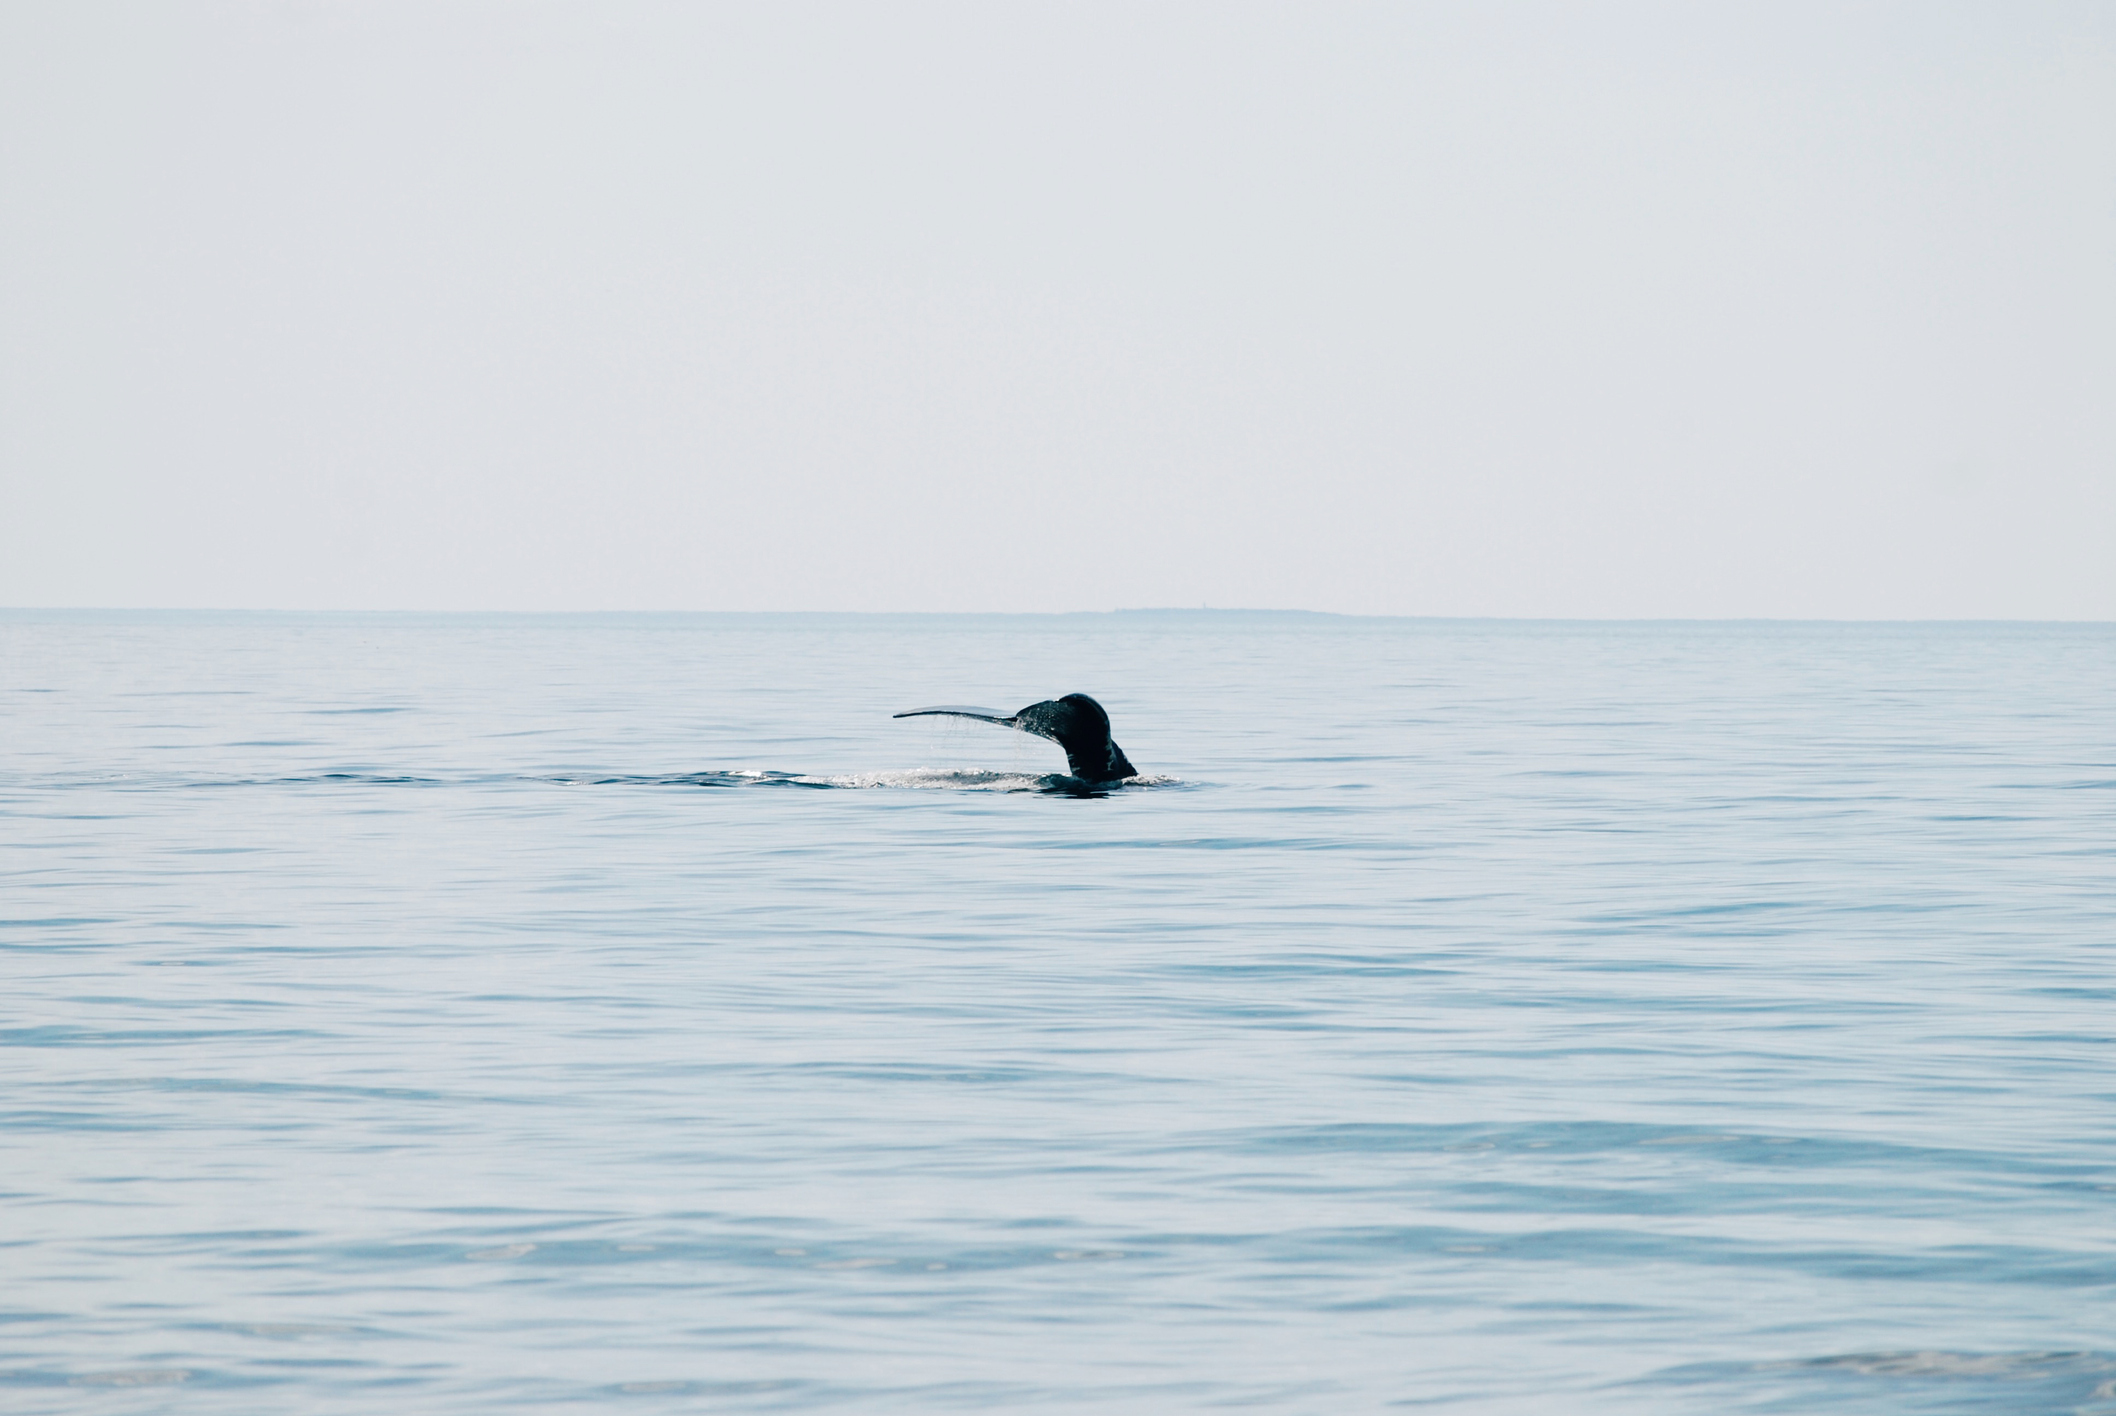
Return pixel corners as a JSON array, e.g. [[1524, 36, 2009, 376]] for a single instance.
[[892, 693, 1137, 783]]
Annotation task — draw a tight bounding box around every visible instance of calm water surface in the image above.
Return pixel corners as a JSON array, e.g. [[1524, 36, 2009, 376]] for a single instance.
[[3, 612, 2113, 1413]]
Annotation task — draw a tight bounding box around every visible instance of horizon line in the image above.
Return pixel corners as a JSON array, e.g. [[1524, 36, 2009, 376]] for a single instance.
[[4, 606, 2112, 626]]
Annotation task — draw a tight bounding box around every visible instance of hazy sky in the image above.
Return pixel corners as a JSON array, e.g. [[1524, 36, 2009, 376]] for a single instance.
[[3, 1, 2111, 616]]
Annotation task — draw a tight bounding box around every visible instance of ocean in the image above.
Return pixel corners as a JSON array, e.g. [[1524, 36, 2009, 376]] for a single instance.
[[3, 610, 2112, 1413]]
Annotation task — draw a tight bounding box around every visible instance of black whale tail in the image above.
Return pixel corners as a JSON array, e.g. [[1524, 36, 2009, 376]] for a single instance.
[[1014, 694, 1137, 783], [892, 693, 1138, 783]]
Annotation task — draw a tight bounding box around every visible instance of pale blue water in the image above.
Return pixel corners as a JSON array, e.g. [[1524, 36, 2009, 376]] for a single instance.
[[3, 611, 2112, 1413]]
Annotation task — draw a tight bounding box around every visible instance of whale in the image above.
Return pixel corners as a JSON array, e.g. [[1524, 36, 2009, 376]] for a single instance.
[[893, 694, 1138, 785]]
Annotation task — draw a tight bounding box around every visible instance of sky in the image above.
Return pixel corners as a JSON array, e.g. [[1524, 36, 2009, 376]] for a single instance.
[[2, 1, 2111, 617]]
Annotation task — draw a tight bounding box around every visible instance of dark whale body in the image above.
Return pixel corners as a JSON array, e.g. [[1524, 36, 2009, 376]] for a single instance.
[[893, 694, 1138, 784]]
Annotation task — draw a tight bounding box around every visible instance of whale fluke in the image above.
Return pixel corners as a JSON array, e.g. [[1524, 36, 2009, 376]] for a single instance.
[[891, 705, 1014, 726], [893, 694, 1138, 783]]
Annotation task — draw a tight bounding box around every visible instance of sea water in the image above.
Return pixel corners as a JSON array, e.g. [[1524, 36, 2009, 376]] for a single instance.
[[2, 611, 2112, 1413]]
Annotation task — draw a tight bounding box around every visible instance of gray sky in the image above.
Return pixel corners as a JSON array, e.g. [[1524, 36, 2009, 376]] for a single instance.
[[3, 1, 2111, 616]]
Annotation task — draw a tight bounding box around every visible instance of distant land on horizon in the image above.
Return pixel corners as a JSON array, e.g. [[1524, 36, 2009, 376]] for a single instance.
[[2, 607, 2110, 625]]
